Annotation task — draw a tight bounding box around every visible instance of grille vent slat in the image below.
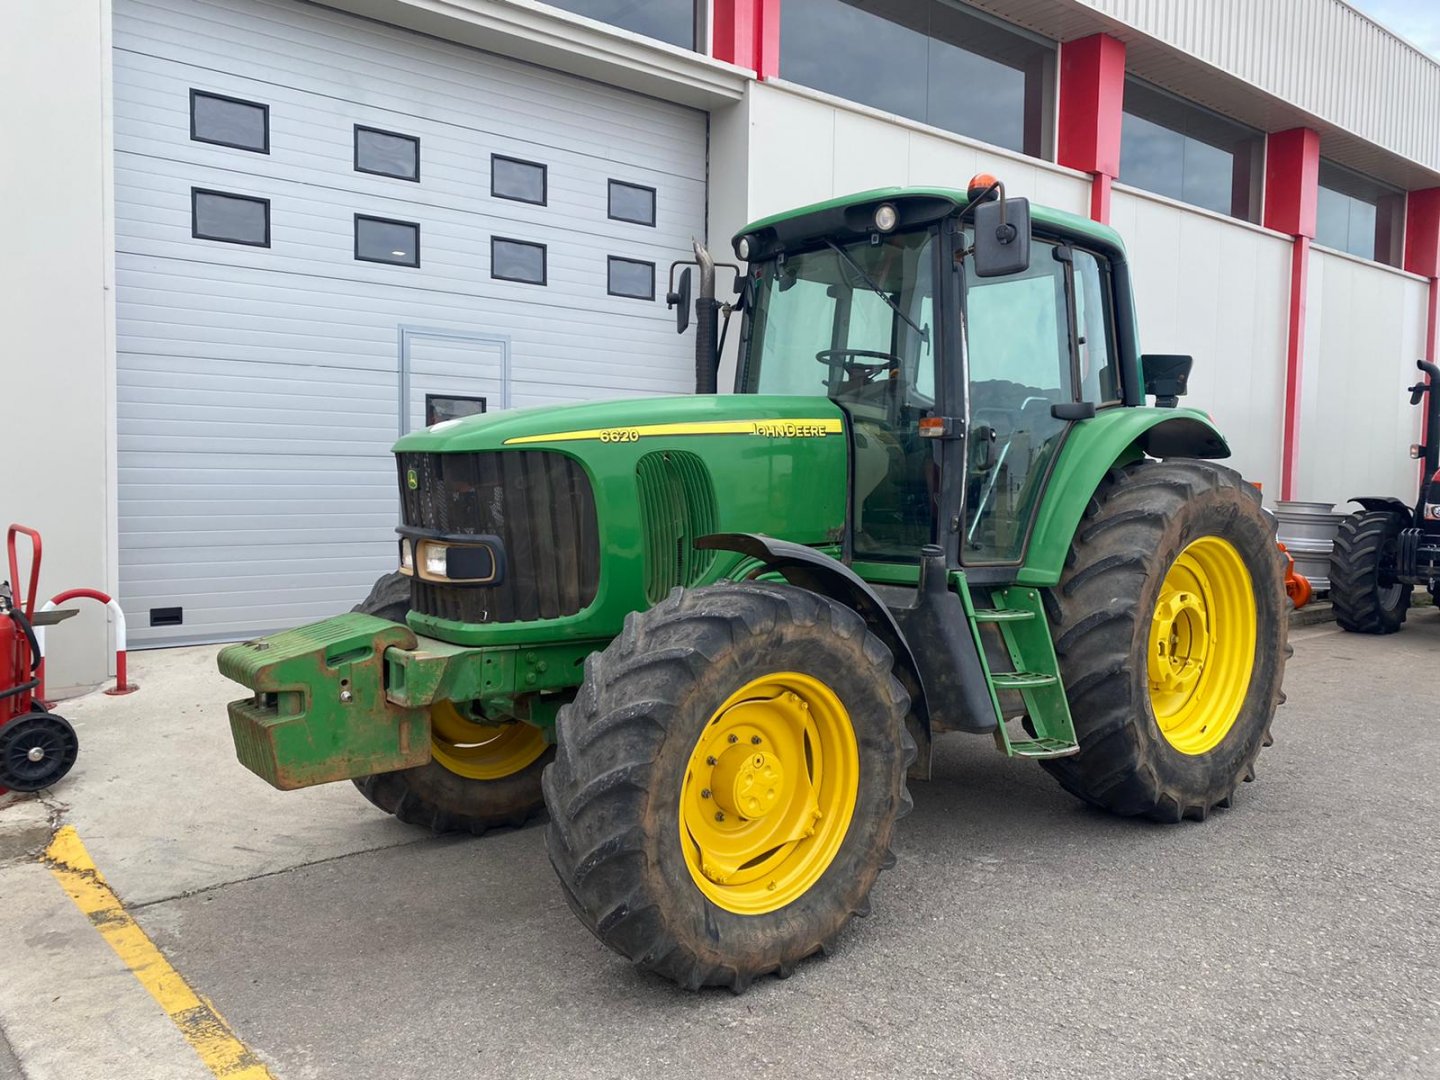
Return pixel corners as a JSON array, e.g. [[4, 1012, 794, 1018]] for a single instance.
[[635, 451, 718, 604], [397, 451, 599, 624]]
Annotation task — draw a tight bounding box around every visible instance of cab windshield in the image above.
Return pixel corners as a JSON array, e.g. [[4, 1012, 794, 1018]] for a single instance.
[[740, 229, 939, 558], [741, 229, 936, 405]]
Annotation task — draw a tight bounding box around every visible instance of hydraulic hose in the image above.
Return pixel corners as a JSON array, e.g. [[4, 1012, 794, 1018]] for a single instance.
[[7, 606, 41, 672]]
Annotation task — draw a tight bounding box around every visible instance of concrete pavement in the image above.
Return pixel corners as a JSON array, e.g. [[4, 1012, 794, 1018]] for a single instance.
[[1, 614, 1437, 1079]]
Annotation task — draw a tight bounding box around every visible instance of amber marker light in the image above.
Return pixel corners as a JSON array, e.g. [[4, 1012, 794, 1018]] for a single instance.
[[966, 173, 1001, 202]]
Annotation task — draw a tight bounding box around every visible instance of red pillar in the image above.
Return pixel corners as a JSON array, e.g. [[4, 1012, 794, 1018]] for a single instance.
[[712, 0, 780, 79], [1404, 188, 1440, 475], [1263, 128, 1321, 502], [1056, 34, 1126, 224]]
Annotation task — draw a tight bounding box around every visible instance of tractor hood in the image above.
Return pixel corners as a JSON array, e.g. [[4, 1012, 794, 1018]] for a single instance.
[[391, 394, 851, 645], [394, 393, 847, 456]]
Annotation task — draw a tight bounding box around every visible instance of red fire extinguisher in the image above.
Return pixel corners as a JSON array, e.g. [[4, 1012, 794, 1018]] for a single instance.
[[1, 525, 79, 793]]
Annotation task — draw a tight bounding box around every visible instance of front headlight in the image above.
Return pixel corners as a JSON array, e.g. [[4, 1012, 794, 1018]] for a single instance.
[[423, 543, 447, 578]]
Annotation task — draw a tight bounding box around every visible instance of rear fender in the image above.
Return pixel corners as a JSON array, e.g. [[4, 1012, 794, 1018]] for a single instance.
[[1018, 408, 1230, 586], [1350, 497, 1415, 524], [696, 532, 932, 780]]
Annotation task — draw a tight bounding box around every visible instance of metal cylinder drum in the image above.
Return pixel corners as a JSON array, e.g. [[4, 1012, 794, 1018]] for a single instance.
[[1272, 500, 1347, 595]]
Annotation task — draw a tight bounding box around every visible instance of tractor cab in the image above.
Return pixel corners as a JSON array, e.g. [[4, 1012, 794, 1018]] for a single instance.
[[728, 179, 1136, 570]]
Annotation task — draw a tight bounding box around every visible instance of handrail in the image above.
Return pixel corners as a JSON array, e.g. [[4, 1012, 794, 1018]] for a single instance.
[[6, 524, 42, 620]]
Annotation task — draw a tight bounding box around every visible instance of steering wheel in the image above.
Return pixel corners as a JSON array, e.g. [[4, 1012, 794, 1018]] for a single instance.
[[815, 348, 900, 385]]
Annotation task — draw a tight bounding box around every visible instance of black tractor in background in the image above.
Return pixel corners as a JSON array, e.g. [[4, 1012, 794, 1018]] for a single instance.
[[1330, 359, 1440, 633]]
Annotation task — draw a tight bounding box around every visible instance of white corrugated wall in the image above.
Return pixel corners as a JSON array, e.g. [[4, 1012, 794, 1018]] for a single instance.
[[745, 81, 1091, 222], [1297, 249, 1429, 504], [1110, 186, 1292, 491]]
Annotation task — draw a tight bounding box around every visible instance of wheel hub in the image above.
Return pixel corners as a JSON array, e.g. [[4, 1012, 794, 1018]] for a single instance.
[[1147, 536, 1258, 756], [679, 675, 858, 914], [709, 746, 786, 820], [1149, 590, 1209, 695], [27, 746, 45, 763]]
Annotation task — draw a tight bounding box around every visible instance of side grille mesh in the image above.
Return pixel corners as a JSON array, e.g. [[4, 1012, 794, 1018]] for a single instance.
[[635, 450, 718, 604], [397, 451, 599, 623]]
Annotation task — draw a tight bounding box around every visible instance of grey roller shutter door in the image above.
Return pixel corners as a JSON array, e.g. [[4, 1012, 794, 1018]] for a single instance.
[[113, 0, 707, 645]]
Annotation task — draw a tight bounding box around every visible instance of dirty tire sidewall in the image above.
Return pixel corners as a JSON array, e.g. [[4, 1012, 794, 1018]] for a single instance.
[[1043, 459, 1288, 822], [1329, 510, 1412, 634], [544, 582, 913, 990], [348, 571, 551, 835]]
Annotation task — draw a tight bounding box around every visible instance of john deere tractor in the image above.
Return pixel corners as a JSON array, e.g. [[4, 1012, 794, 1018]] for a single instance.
[[219, 177, 1288, 990], [1329, 358, 1440, 633]]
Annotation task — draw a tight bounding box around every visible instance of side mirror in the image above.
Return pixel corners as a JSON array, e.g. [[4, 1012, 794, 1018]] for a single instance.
[[666, 267, 693, 334], [972, 198, 1031, 278], [1142, 354, 1193, 408]]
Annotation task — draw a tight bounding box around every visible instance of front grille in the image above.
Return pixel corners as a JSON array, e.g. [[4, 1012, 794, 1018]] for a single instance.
[[398, 451, 600, 623]]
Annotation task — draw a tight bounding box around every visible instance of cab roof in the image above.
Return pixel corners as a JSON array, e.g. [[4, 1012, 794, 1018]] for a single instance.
[[734, 186, 1125, 258]]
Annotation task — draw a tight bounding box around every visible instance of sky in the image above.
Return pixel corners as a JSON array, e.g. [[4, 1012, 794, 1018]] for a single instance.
[[1347, 0, 1440, 58]]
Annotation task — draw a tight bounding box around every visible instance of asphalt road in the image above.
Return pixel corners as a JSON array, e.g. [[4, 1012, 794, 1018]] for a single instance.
[[4, 615, 1439, 1079]]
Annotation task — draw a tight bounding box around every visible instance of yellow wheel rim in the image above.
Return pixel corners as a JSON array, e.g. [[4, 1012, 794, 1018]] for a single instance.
[[1148, 536, 1258, 755], [429, 701, 548, 780], [679, 672, 859, 916]]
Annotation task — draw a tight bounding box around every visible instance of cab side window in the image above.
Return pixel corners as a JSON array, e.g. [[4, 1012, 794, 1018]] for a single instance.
[[1073, 248, 1120, 404]]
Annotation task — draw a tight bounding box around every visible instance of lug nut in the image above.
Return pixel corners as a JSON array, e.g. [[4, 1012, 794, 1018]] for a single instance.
[[728, 734, 738, 744], [751, 735, 761, 745], [701, 788, 711, 799], [706, 756, 717, 766], [715, 812, 725, 822]]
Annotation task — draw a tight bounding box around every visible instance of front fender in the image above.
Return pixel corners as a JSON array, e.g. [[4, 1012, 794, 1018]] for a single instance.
[[696, 532, 932, 779], [1018, 407, 1230, 586]]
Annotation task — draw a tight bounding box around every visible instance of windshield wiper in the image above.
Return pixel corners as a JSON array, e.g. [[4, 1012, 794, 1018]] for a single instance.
[[824, 240, 929, 345]]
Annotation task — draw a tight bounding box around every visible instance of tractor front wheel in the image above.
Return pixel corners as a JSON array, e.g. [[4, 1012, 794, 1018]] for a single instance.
[[1329, 510, 1412, 634], [348, 572, 552, 834], [1042, 459, 1288, 821], [544, 582, 913, 991]]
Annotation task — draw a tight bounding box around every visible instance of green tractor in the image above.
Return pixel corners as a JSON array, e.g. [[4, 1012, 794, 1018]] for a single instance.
[[219, 177, 1288, 990]]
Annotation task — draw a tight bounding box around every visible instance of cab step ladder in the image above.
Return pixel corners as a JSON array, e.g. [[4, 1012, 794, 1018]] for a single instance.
[[959, 580, 1079, 758]]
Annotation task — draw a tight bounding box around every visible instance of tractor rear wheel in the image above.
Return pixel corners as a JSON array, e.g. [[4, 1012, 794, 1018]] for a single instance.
[[1041, 459, 1288, 822], [544, 582, 913, 991], [1329, 510, 1412, 634], [348, 572, 552, 834]]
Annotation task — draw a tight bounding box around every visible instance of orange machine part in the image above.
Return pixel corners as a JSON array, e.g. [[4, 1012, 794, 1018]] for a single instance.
[[1277, 542, 1313, 610]]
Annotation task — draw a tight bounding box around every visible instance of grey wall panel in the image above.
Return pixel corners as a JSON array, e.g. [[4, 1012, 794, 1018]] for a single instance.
[[113, 0, 707, 645]]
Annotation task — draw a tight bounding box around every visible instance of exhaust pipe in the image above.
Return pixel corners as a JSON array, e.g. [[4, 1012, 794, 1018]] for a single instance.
[[692, 238, 719, 394]]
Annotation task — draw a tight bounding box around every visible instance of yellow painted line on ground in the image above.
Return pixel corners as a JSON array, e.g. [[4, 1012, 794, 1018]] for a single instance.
[[43, 826, 277, 1080]]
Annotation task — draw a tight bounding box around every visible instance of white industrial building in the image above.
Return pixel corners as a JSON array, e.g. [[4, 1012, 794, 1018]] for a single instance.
[[6, 0, 1439, 690]]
